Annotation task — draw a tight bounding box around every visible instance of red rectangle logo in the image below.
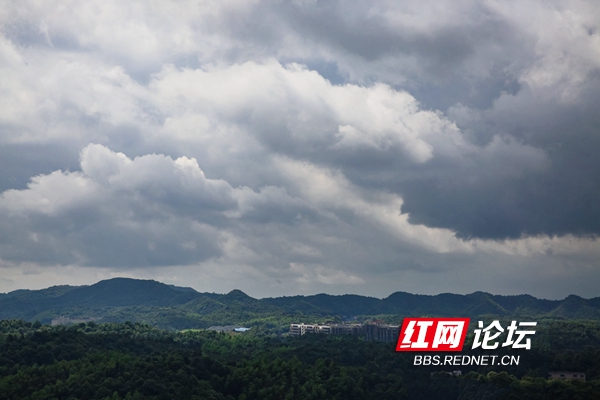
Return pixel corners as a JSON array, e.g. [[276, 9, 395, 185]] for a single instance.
[[396, 318, 470, 352]]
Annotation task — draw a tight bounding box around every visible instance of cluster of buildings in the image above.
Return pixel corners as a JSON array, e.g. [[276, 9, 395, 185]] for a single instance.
[[289, 322, 400, 342]]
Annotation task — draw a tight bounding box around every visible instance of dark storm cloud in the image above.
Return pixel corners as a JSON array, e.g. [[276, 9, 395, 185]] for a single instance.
[[276, 2, 475, 63], [172, 0, 600, 240], [404, 76, 600, 239], [253, 1, 600, 240], [268, 1, 528, 93]]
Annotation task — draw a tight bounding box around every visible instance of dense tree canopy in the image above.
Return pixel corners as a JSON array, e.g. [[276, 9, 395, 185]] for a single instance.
[[0, 320, 599, 399]]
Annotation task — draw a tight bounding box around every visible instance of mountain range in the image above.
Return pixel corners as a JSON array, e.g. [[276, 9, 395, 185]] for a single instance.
[[1, 278, 598, 330]]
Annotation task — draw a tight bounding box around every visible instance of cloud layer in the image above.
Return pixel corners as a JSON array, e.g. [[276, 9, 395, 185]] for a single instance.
[[0, 0, 599, 298]]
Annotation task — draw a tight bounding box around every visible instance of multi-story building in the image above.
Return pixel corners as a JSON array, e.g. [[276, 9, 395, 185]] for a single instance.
[[289, 323, 318, 336], [317, 325, 331, 334], [364, 323, 400, 342], [330, 324, 364, 336]]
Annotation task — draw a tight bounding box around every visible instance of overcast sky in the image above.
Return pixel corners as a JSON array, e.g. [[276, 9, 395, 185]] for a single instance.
[[1, 0, 599, 299]]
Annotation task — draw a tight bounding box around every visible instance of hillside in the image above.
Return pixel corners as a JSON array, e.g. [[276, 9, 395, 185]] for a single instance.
[[1, 278, 599, 330]]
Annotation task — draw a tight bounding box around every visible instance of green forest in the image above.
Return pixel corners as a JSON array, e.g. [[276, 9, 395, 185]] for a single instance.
[[3, 278, 600, 332], [0, 319, 599, 399]]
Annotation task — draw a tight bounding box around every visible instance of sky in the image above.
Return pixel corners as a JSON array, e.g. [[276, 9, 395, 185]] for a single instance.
[[0, 0, 599, 299]]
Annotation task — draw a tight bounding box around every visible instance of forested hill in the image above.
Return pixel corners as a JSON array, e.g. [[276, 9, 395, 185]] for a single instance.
[[0, 277, 599, 329]]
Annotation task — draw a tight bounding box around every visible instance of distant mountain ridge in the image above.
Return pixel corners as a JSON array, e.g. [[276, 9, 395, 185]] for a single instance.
[[0, 277, 598, 329]]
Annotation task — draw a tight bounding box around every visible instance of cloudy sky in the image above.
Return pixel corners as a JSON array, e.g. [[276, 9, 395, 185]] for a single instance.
[[0, 0, 599, 299]]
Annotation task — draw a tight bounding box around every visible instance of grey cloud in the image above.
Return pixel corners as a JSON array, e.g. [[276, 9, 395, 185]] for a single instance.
[[410, 77, 600, 239], [0, 142, 80, 192], [288, 5, 475, 67], [232, 186, 318, 225], [0, 0, 599, 299], [264, 1, 528, 98], [0, 144, 327, 268]]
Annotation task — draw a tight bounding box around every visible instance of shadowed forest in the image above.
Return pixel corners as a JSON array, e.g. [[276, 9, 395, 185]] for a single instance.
[[1, 319, 599, 399]]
